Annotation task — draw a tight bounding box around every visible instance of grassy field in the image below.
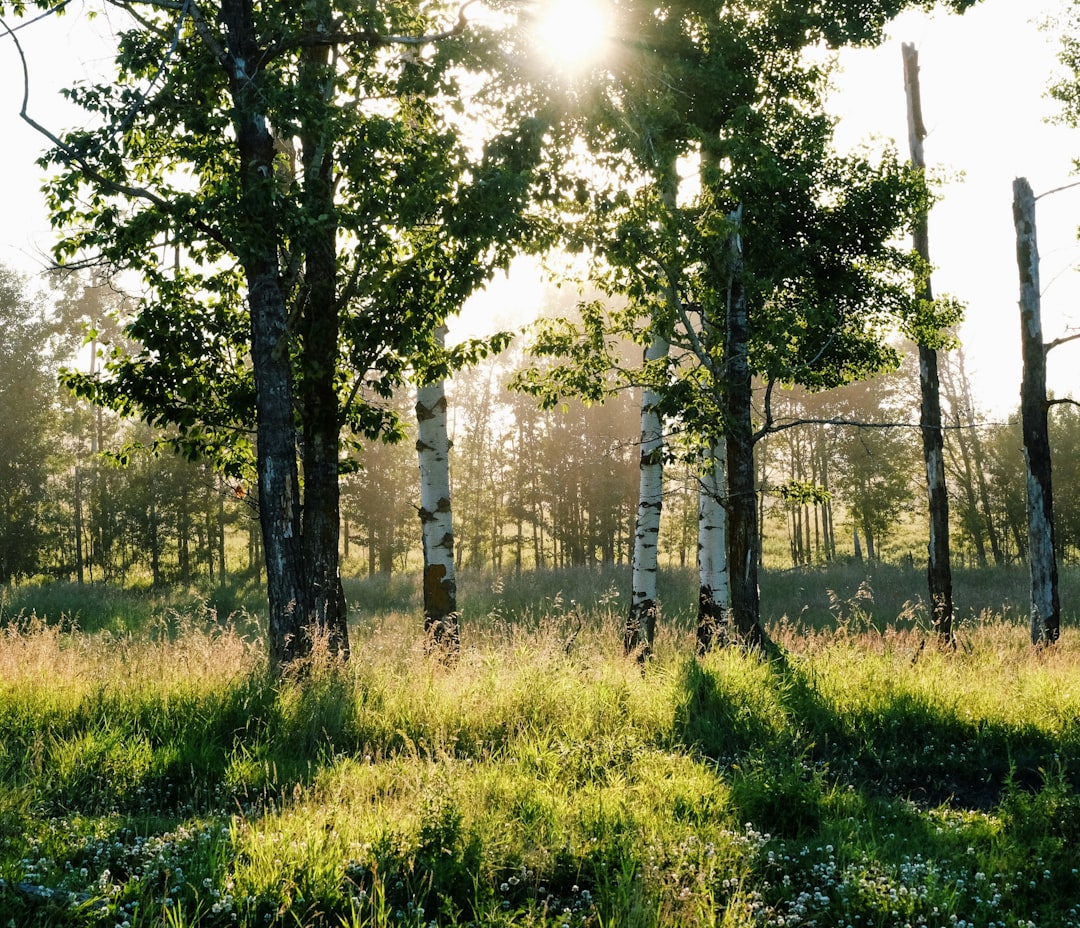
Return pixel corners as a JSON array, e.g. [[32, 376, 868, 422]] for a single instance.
[[2, 564, 1079, 926]]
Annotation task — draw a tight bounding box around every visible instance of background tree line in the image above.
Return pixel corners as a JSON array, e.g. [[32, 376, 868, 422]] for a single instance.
[[2, 262, 1067, 590]]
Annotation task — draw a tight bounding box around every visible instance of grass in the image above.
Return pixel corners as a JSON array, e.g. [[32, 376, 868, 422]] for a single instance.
[[2, 564, 1080, 926]]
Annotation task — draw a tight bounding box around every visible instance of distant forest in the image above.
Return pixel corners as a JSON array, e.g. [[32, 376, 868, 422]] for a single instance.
[[2, 264, 1074, 589]]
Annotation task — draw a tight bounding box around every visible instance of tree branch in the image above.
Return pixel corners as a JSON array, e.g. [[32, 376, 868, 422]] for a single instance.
[[262, 0, 478, 61], [1035, 179, 1080, 202], [1045, 330, 1080, 353], [763, 415, 977, 438], [0, 13, 231, 254]]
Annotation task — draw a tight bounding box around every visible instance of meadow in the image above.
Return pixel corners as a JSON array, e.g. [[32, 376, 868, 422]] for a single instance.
[[1, 562, 1079, 927]]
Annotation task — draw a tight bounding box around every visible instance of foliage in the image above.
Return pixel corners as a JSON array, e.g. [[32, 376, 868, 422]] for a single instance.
[[0, 267, 66, 581], [516, 0, 969, 441], [36, 0, 546, 479], [2, 572, 1080, 926]]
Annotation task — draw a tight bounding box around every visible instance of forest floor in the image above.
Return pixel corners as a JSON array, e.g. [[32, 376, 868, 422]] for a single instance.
[[1, 564, 1079, 926]]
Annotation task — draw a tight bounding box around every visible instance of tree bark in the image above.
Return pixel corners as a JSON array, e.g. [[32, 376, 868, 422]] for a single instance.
[[73, 466, 84, 585], [298, 37, 350, 659], [625, 331, 667, 659], [1013, 176, 1060, 646], [946, 348, 1004, 565], [904, 43, 954, 644], [223, 0, 308, 669], [696, 440, 729, 653], [723, 210, 764, 648], [416, 325, 459, 654]]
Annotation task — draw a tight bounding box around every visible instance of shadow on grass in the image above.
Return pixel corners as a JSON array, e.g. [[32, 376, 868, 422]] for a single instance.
[[668, 650, 1080, 925], [672, 648, 1080, 815]]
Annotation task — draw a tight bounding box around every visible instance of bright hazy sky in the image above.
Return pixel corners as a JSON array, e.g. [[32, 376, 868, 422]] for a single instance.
[[2, 0, 1078, 416]]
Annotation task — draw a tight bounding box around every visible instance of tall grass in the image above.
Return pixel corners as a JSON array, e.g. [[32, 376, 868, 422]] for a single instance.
[[2, 566, 1080, 926]]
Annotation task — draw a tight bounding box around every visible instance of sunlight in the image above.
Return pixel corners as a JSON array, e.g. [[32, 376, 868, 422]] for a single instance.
[[533, 0, 613, 73]]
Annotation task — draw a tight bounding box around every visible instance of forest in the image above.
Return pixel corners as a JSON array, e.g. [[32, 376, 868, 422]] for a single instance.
[[4, 0, 1080, 925], [1, 265, 1075, 592]]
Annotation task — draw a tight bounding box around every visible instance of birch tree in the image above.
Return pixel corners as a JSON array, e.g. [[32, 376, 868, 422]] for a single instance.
[[1013, 177, 1060, 646], [415, 324, 459, 652], [625, 330, 668, 657], [9, 0, 549, 667], [518, 0, 980, 651], [696, 441, 728, 653]]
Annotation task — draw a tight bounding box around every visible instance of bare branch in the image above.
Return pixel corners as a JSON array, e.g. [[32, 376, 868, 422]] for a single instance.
[[1045, 331, 1080, 353], [1048, 396, 1080, 409], [754, 377, 776, 443], [763, 415, 975, 438], [185, 0, 228, 64], [1035, 179, 1080, 202], [0, 13, 231, 254]]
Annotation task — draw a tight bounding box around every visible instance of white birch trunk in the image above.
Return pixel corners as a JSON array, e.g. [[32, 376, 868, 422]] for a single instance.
[[625, 332, 668, 658], [696, 440, 728, 652], [416, 324, 459, 652]]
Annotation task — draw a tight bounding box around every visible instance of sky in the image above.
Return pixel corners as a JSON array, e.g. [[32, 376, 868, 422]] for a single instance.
[[831, 0, 1080, 419], [1, 0, 1078, 417]]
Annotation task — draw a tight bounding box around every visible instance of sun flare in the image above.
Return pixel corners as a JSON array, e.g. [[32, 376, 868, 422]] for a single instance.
[[534, 0, 613, 73]]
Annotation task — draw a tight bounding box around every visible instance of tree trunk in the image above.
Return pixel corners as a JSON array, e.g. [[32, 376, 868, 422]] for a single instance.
[[950, 349, 1005, 565], [625, 331, 667, 659], [223, 0, 308, 670], [950, 409, 989, 568], [217, 479, 227, 582], [904, 43, 954, 644], [416, 325, 459, 654], [724, 209, 764, 648], [74, 466, 85, 585], [1013, 176, 1060, 646], [149, 483, 162, 587], [298, 62, 350, 659], [696, 440, 729, 653], [178, 481, 191, 583]]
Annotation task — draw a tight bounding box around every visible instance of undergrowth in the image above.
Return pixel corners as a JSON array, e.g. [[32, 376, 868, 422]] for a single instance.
[[1, 568, 1079, 926]]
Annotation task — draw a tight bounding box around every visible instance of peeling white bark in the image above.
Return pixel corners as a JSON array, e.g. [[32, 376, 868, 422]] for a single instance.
[[416, 324, 458, 649], [1014, 176, 1060, 646], [697, 440, 728, 650], [626, 332, 668, 656]]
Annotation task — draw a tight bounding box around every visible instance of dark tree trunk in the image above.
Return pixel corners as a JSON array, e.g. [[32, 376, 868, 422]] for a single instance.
[[178, 481, 192, 583], [919, 346, 953, 639], [1013, 176, 1060, 646], [724, 212, 763, 649], [149, 488, 162, 587], [223, 0, 308, 669], [299, 56, 350, 659], [74, 466, 85, 585], [904, 43, 953, 644], [217, 480, 227, 582]]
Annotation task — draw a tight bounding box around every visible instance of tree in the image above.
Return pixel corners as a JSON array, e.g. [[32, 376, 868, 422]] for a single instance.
[[627, 329, 668, 656], [1012, 177, 1060, 646], [0, 266, 65, 582], [903, 42, 955, 644], [940, 345, 1005, 567], [825, 373, 921, 561], [416, 325, 458, 651], [341, 394, 416, 577], [531, 0, 978, 651], [11, 0, 548, 667]]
